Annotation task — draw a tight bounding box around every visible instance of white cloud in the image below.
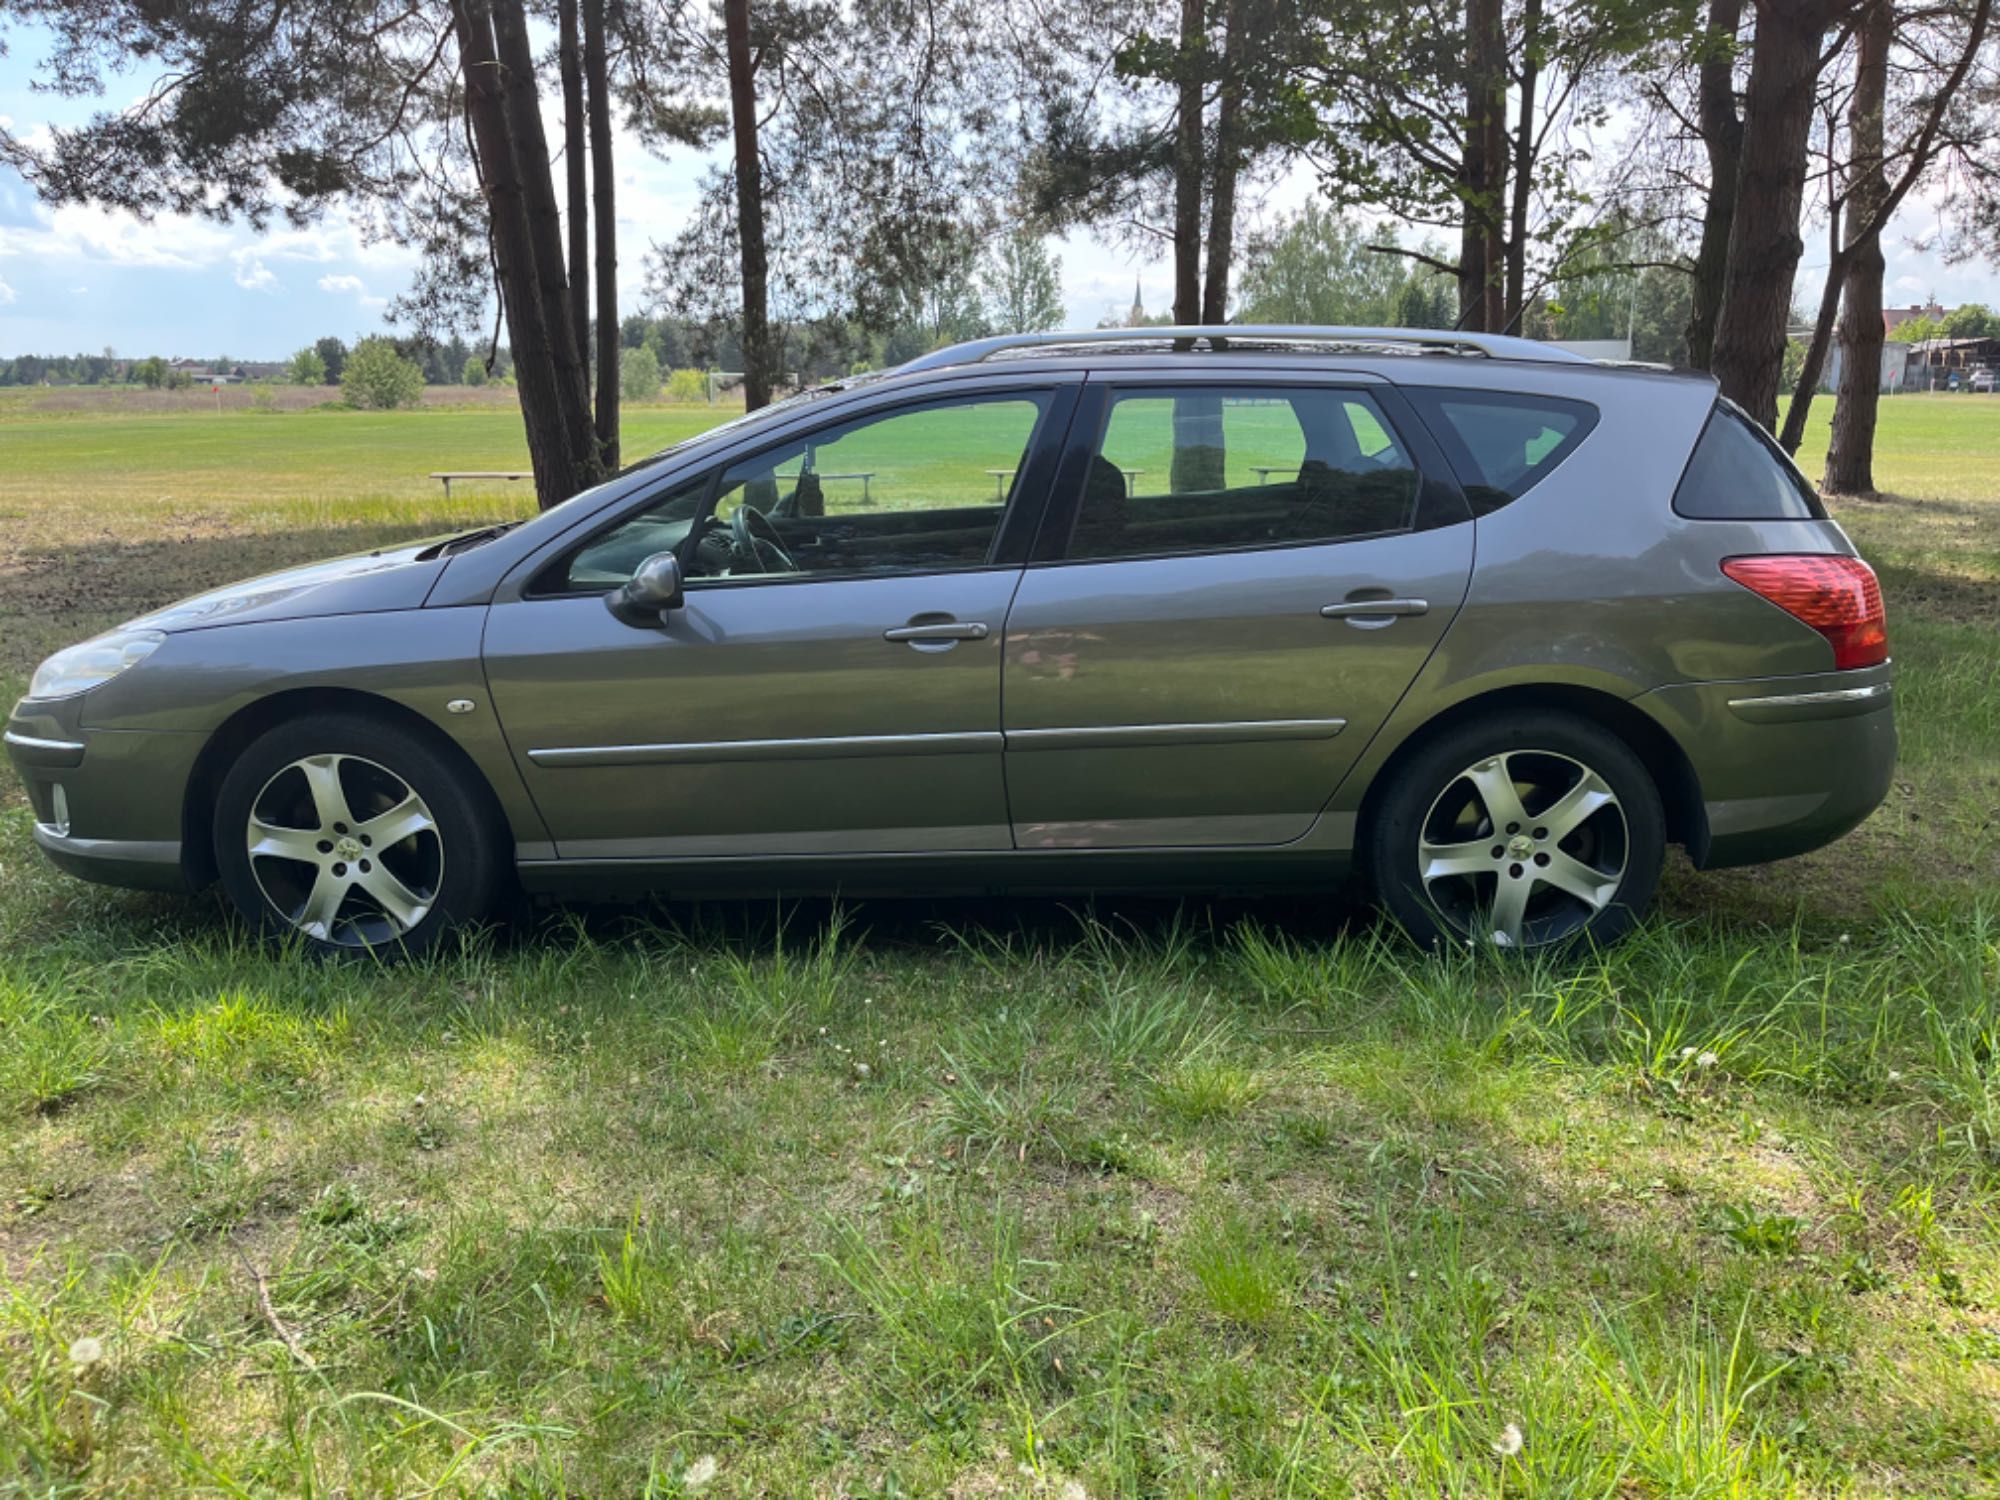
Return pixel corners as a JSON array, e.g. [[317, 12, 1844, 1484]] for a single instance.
[[0, 272, 15, 304], [318, 271, 387, 310], [233, 253, 277, 292], [71, 285, 88, 294]]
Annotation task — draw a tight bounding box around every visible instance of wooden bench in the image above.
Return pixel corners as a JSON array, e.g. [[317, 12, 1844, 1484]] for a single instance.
[[430, 470, 532, 499]]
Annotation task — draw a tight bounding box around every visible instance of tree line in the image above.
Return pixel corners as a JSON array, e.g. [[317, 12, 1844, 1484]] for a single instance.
[[2, 0, 1995, 508]]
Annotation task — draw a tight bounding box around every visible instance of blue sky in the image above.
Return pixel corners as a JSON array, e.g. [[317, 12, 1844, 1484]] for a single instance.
[[3, 21, 1997, 361]]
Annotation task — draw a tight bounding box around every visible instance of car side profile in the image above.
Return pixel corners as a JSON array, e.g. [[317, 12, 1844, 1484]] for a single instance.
[[6, 326, 1895, 954]]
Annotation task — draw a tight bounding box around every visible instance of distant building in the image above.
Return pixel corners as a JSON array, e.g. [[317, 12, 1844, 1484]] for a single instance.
[[1820, 339, 1912, 394], [1128, 280, 1146, 328], [1882, 301, 1946, 336]]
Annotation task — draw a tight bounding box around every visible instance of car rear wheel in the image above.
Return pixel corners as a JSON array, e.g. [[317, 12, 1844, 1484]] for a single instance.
[[212, 714, 503, 957], [1367, 710, 1665, 951]]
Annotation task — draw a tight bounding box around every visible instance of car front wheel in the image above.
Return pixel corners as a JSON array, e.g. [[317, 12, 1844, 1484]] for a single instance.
[[1367, 710, 1665, 951], [212, 713, 503, 956]]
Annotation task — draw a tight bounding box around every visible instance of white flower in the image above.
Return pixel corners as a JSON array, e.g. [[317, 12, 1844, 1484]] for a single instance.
[[1492, 1422, 1524, 1456], [1887, 1069, 1902, 1082], [1838, 933, 1851, 945], [1696, 1051, 1718, 1069], [68, 1336, 104, 1367], [1679, 1046, 1697, 1060], [683, 1453, 718, 1489]]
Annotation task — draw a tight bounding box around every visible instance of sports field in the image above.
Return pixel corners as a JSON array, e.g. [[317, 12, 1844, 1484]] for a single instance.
[[0, 387, 1997, 1493]]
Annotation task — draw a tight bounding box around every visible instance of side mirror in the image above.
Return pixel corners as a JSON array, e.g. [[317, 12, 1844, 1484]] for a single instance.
[[605, 550, 684, 627]]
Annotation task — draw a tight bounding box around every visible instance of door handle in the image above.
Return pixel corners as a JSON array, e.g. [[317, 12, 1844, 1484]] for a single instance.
[[884, 621, 990, 643], [1320, 597, 1429, 622]]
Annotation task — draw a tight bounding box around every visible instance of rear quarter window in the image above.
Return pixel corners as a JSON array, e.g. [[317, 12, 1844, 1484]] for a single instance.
[[1672, 401, 1829, 520], [1403, 389, 1599, 516]]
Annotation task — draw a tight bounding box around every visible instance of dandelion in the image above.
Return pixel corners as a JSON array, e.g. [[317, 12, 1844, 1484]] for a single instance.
[[1493, 1422, 1524, 1456], [68, 1336, 104, 1367], [1887, 1069, 1902, 1083], [683, 1453, 719, 1489], [1679, 1046, 1697, 1060], [1838, 933, 1851, 945], [1696, 1051, 1718, 1069]]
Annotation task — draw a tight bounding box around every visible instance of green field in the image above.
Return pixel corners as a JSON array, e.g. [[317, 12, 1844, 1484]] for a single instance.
[[1, 390, 1999, 1494]]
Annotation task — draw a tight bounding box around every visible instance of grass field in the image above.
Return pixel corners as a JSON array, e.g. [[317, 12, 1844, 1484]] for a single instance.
[[1, 388, 1998, 1494]]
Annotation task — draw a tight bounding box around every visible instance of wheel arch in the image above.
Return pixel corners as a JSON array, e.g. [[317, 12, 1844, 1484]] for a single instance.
[[182, 686, 513, 888], [1352, 683, 1707, 873]]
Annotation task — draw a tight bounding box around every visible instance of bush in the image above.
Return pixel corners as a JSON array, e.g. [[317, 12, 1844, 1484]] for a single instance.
[[665, 367, 708, 403], [341, 337, 426, 410], [621, 346, 661, 401], [287, 347, 327, 385], [461, 355, 487, 387]]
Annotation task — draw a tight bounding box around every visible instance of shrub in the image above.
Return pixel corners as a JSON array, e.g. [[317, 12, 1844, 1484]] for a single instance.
[[341, 337, 425, 410], [286, 347, 327, 385], [461, 355, 487, 387], [665, 367, 708, 403], [620, 346, 661, 401]]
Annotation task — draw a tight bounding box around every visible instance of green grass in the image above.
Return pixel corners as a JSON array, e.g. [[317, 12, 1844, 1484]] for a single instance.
[[1, 391, 1998, 1493]]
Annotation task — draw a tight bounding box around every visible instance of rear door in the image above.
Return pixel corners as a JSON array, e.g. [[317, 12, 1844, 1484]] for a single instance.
[[1000, 374, 1473, 848]]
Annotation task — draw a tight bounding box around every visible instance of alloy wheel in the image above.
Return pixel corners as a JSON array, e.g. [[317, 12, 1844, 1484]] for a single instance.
[[1415, 748, 1629, 948], [245, 753, 443, 947]]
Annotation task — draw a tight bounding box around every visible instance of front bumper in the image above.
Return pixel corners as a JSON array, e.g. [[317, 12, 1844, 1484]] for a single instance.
[[1634, 664, 1897, 869], [5, 699, 204, 893]]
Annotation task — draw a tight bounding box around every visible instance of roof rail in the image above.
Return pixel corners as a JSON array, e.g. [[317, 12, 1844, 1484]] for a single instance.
[[895, 324, 1591, 375]]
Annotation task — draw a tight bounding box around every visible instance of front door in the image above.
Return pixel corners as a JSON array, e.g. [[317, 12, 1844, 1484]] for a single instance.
[[483, 386, 1069, 859], [1002, 378, 1473, 848]]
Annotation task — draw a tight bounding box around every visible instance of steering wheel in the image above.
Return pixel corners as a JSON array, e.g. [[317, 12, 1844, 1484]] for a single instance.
[[730, 502, 800, 575]]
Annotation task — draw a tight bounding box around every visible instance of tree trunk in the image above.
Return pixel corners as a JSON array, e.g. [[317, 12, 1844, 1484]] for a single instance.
[[584, 0, 618, 469], [1458, 0, 1508, 331], [1686, 0, 1745, 370], [1200, 0, 1243, 325], [490, 0, 598, 482], [452, 0, 583, 509], [558, 0, 590, 387], [724, 0, 773, 410], [1504, 0, 1542, 328], [1823, 1, 1892, 492], [1710, 0, 1828, 431], [1172, 0, 1207, 326]]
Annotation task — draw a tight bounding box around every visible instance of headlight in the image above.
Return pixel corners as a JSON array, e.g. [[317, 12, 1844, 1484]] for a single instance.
[[27, 629, 166, 701]]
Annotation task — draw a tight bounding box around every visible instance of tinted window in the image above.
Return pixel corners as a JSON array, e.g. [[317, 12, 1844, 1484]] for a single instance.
[[556, 392, 1049, 591], [1066, 387, 1419, 561], [1405, 388, 1597, 515], [1673, 401, 1828, 520]]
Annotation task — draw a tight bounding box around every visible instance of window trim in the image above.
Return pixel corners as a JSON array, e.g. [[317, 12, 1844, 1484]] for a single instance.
[[520, 383, 1079, 599], [1401, 386, 1600, 516], [1027, 377, 1463, 568]]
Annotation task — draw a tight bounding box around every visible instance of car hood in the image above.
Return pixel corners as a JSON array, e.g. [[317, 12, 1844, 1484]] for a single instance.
[[130, 538, 452, 633]]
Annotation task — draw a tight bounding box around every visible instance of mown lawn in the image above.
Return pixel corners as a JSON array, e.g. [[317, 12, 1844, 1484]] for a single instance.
[[0, 389, 1997, 1494]]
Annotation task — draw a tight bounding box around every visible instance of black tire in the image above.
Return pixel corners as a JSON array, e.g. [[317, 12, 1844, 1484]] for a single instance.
[[212, 713, 505, 958], [1366, 709, 1665, 952]]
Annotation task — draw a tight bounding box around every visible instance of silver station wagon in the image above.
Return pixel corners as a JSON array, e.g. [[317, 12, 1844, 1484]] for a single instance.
[[6, 326, 1895, 955]]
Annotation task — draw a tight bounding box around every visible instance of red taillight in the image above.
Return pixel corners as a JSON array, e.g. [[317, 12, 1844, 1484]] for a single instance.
[[1721, 554, 1888, 670]]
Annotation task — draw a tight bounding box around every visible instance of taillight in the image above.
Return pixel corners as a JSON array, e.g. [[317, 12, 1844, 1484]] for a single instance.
[[1721, 554, 1888, 670]]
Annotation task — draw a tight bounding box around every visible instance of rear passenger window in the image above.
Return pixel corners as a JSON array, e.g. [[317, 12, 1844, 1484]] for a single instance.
[[1672, 401, 1828, 520], [1066, 387, 1419, 561], [1404, 389, 1597, 515]]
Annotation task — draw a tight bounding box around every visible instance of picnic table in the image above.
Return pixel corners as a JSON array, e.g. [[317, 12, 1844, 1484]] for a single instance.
[[431, 470, 532, 499], [985, 466, 1146, 498]]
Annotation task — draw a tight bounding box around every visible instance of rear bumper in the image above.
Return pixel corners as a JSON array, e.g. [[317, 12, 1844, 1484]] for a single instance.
[[6, 700, 202, 893], [1635, 665, 1897, 869]]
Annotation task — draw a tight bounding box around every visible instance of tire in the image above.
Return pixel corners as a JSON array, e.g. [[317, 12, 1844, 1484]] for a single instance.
[[1366, 709, 1665, 952], [212, 713, 505, 958]]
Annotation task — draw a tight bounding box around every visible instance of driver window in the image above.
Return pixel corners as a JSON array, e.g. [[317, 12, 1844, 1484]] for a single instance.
[[701, 393, 1050, 583]]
